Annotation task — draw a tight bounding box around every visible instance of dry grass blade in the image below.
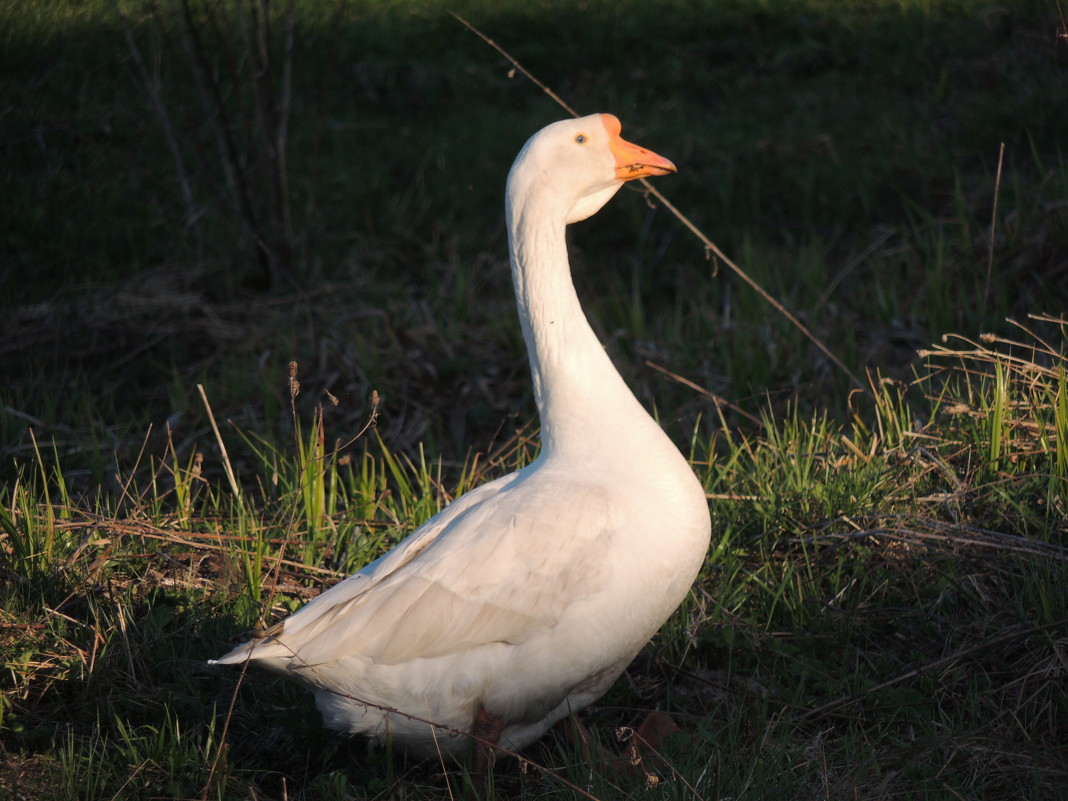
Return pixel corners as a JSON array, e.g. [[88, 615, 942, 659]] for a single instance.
[[48, 513, 345, 580], [646, 360, 763, 425], [284, 686, 620, 801], [813, 516, 1068, 562], [110, 0, 199, 233], [983, 142, 1006, 318], [802, 618, 1068, 720], [197, 384, 242, 501]]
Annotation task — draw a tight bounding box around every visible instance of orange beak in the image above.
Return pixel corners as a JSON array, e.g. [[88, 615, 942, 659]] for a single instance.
[[601, 113, 677, 182]]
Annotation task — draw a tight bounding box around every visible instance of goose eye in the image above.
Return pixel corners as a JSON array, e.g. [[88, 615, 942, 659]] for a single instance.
[[574, 134, 588, 144]]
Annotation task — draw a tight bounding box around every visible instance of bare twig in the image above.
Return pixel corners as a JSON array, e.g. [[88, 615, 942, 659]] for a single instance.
[[802, 618, 1068, 720], [112, 1, 200, 236], [276, 0, 296, 253], [248, 0, 296, 286], [449, 12, 579, 117], [815, 226, 896, 312], [810, 521, 1068, 562], [170, 0, 293, 287], [451, 12, 866, 392], [331, 390, 381, 455], [645, 360, 763, 425], [202, 651, 250, 799], [640, 182, 867, 390]]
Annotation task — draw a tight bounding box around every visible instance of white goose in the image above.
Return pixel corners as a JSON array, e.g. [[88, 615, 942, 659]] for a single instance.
[[213, 114, 712, 761]]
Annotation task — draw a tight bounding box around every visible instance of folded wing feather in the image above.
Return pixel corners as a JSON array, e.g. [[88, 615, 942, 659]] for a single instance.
[[229, 469, 619, 669]]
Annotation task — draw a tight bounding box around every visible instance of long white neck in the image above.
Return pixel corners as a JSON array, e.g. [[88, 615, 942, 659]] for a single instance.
[[506, 185, 671, 464]]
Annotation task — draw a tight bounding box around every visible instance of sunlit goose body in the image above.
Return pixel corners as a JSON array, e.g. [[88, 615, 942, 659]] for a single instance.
[[212, 114, 711, 759]]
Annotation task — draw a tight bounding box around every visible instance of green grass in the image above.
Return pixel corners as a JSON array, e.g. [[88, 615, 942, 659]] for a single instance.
[[4, 0, 1067, 475], [3, 0, 1068, 798], [3, 329, 1066, 799]]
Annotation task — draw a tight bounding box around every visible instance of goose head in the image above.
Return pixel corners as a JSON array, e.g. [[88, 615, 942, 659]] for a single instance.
[[506, 114, 677, 225]]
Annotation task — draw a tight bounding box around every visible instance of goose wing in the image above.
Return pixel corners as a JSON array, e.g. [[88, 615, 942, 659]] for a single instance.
[[219, 469, 619, 668]]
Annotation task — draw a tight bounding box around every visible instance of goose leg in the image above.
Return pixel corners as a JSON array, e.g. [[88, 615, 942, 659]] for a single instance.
[[472, 707, 505, 780]]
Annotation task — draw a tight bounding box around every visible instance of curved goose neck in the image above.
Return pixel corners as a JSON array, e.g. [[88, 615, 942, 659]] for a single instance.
[[506, 184, 655, 461]]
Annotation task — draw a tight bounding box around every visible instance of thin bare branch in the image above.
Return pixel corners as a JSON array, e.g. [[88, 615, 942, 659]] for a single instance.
[[639, 181, 867, 390], [112, 1, 200, 233], [645, 360, 763, 425], [452, 13, 866, 392], [449, 12, 579, 117]]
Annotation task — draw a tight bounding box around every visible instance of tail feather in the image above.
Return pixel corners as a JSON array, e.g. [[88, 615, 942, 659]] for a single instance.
[[209, 630, 293, 667]]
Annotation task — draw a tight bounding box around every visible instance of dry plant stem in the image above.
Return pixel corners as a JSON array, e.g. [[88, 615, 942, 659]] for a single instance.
[[312, 687, 610, 801], [112, 1, 199, 235], [171, 0, 253, 230], [1012, 315, 1063, 358], [197, 384, 242, 501], [203, 368, 303, 797], [52, 513, 343, 577], [814, 520, 1068, 562], [113, 424, 156, 512], [248, 0, 297, 284], [639, 180, 866, 391], [626, 726, 705, 798], [201, 653, 252, 800], [425, 700, 458, 801], [802, 618, 1068, 720], [450, 12, 579, 117], [645, 361, 763, 425], [814, 226, 896, 312], [260, 361, 309, 628], [260, 508, 301, 631], [208, 376, 384, 781], [173, 0, 289, 285], [330, 389, 381, 456], [983, 141, 1006, 318], [452, 11, 866, 393], [920, 322, 1065, 380]]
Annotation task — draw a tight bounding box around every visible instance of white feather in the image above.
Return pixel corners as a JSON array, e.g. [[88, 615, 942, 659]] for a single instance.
[[212, 114, 711, 758]]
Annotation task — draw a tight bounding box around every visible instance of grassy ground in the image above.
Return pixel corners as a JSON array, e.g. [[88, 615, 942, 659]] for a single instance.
[[2, 0, 1067, 799]]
